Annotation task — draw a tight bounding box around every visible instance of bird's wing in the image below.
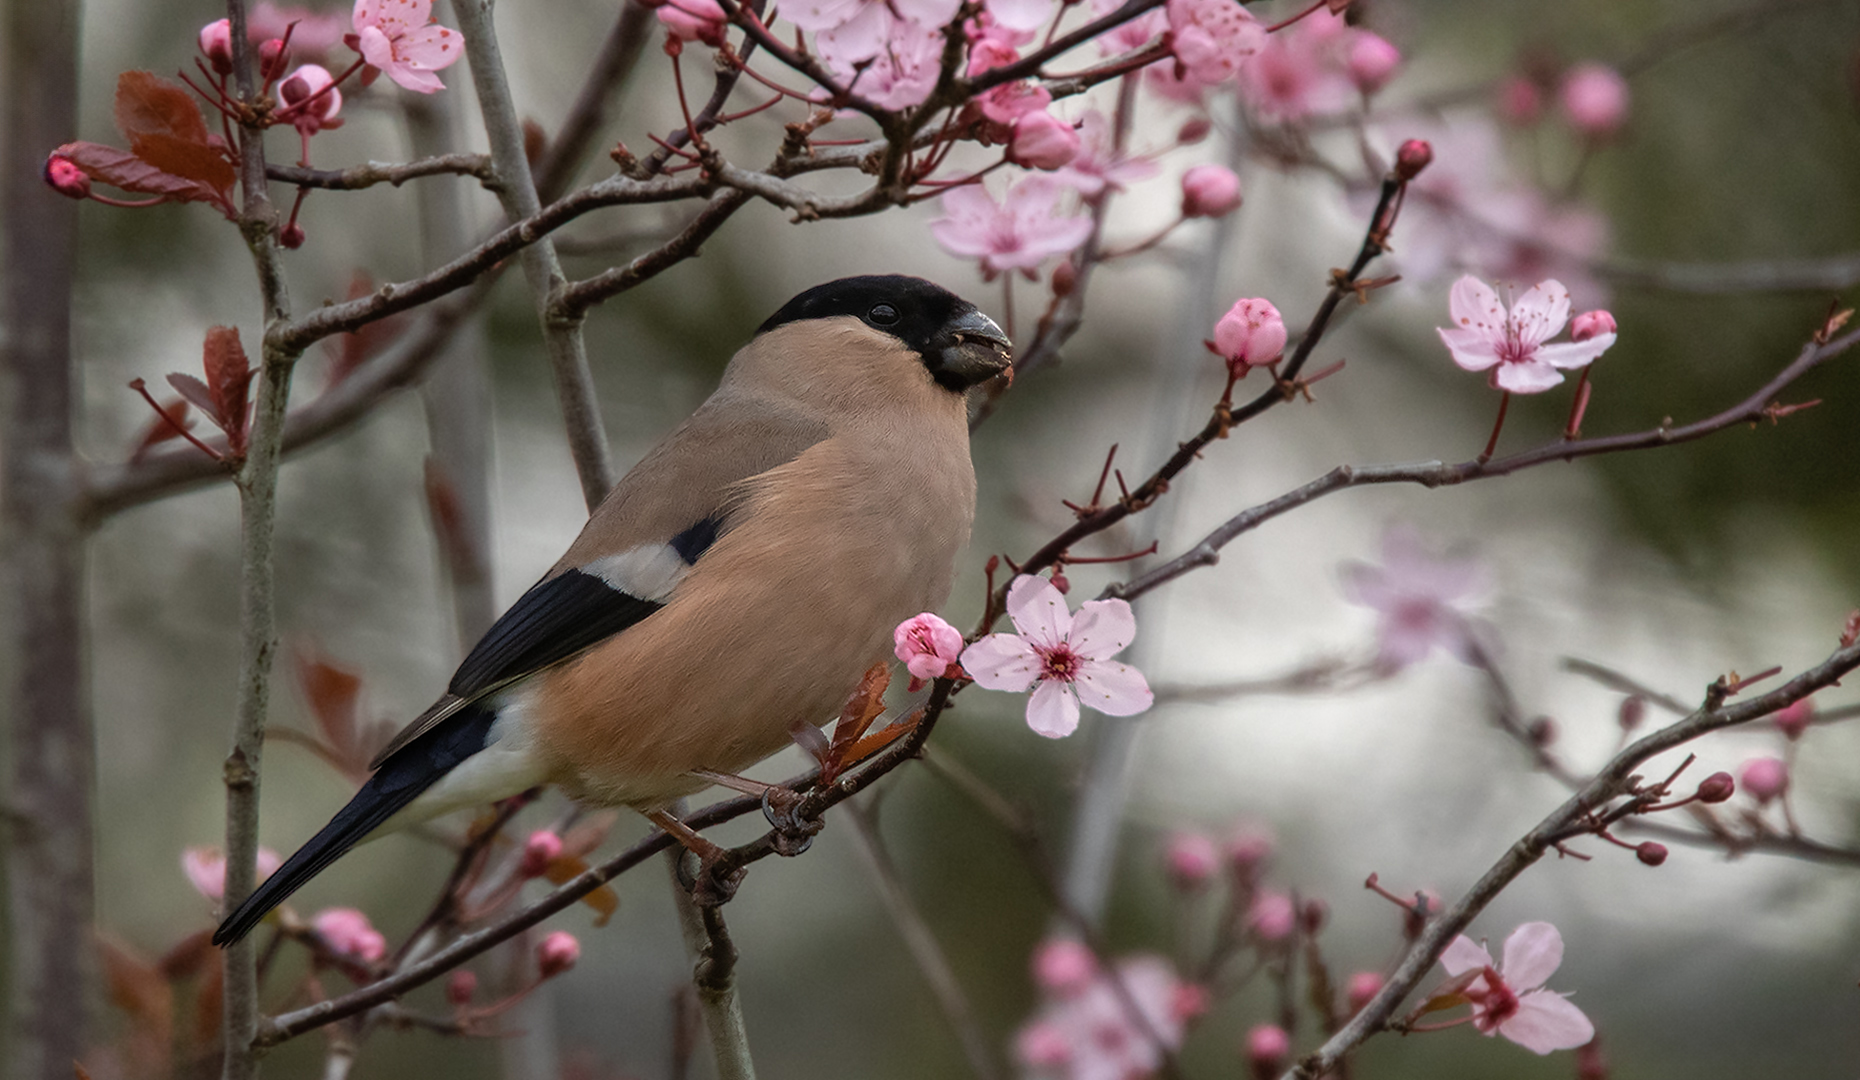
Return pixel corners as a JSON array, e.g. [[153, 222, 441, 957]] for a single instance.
[[367, 390, 830, 770]]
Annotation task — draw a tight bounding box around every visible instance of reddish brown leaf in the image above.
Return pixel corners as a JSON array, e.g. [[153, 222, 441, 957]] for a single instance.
[[821, 663, 890, 783], [323, 271, 405, 383], [56, 140, 227, 209], [156, 929, 215, 982], [72, 1063, 95, 1080], [558, 810, 620, 860], [114, 72, 235, 196], [840, 709, 921, 770], [129, 397, 194, 462], [96, 933, 174, 1055], [190, 957, 225, 1054], [543, 856, 618, 926], [201, 326, 253, 455], [292, 647, 374, 778], [424, 458, 481, 577], [166, 373, 219, 421]]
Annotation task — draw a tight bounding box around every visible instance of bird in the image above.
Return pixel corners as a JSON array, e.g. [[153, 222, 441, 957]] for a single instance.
[[213, 274, 1011, 946]]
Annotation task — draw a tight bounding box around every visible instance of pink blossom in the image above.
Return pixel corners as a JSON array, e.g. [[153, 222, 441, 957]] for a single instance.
[[182, 845, 283, 902], [658, 0, 728, 45], [1010, 111, 1081, 170], [1180, 164, 1242, 218], [1740, 756, 1789, 804], [200, 19, 235, 74], [930, 177, 1094, 280], [1437, 276, 1614, 394], [1347, 32, 1401, 94], [279, 64, 344, 135], [1247, 890, 1296, 942], [1015, 955, 1190, 1080], [43, 155, 90, 199], [1052, 111, 1157, 197], [1438, 922, 1594, 1054], [537, 930, 581, 978], [1245, 1024, 1290, 1077], [894, 612, 964, 682], [1774, 697, 1815, 740], [520, 829, 564, 878], [351, 0, 462, 94], [818, 12, 944, 110], [1164, 830, 1220, 889], [1345, 971, 1384, 1013], [985, 0, 1053, 33], [978, 80, 1054, 125], [1496, 76, 1542, 125], [965, 16, 1030, 76], [1213, 297, 1286, 373], [251, 3, 350, 57], [1570, 309, 1616, 342], [1032, 938, 1098, 995], [313, 907, 388, 962], [1340, 525, 1487, 669], [1166, 0, 1264, 86], [960, 574, 1153, 737], [1239, 10, 1355, 120], [1091, 0, 1167, 54], [1559, 63, 1629, 137]]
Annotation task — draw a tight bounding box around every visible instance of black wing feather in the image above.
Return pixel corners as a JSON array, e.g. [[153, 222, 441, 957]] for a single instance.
[[448, 570, 664, 697]]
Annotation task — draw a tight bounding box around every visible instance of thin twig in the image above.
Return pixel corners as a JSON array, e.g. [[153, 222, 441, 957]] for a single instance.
[[264, 154, 494, 190]]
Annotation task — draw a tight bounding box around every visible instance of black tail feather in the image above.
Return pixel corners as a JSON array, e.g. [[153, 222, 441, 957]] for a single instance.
[[212, 703, 498, 947]]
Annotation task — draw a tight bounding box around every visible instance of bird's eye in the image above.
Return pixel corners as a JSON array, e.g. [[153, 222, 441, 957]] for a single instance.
[[868, 303, 900, 326]]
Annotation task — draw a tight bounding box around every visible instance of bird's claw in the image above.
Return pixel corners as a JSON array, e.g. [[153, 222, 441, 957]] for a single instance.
[[762, 787, 822, 857], [691, 851, 747, 907]]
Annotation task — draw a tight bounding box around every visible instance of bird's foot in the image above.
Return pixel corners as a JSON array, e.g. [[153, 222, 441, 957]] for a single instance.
[[761, 787, 822, 857], [690, 850, 747, 907]]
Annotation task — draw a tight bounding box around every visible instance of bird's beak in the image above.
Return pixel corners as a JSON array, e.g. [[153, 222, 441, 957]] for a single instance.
[[934, 308, 1014, 390]]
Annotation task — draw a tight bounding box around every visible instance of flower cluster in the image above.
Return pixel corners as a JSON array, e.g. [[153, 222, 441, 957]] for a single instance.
[[1340, 526, 1488, 670], [1015, 942, 1201, 1080]]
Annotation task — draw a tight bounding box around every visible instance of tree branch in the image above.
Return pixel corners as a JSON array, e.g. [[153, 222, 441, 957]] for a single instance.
[[264, 154, 495, 191]]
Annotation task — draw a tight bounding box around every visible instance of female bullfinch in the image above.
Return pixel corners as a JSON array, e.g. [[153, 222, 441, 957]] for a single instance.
[[214, 275, 1010, 945]]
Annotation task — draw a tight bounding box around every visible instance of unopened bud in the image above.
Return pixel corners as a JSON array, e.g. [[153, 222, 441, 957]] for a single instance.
[[278, 222, 306, 249], [1049, 570, 1069, 594], [1773, 697, 1814, 741], [1171, 983, 1211, 1023], [43, 155, 90, 199], [259, 38, 289, 81], [1050, 258, 1078, 298], [1165, 831, 1220, 890], [1394, 138, 1432, 180], [520, 829, 564, 878], [1180, 164, 1242, 219], [446, 969, 478, 1006], [1739, 756, 1789, 804], [1696, 771, 1735, 803], [1495, 75, 1541, 126], [1571, 310, 1617, 342], [1031, 938, 1095, 995], [1347, 33, 1400, 95], [1300, 897, 1328, 935], [1528, 716, 1556, 746], [1245, 1024, 1291, 1080], [1635, 841, 1667, 867], [1345, 970, 1384, 1013], [1176, 116, 1211, 144], [1617, 694, 1645, 733], [200, 19, 235, 75], [536, 930, 581, 978]]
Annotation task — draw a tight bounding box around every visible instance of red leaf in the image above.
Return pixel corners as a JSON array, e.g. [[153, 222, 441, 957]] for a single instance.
[[202, 326, 253, 455], [293, 647, 364, 767], [97, 934, 173, 1053], [56, 140, 228, 210], [113, 72, 236, 197], [542, 856, 619, 926], [129, 396, 195, 462], [166, 373, 220, 423]]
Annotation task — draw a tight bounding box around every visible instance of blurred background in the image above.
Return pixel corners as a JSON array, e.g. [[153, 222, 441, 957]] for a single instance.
[[34, 0, 1860, 1076]]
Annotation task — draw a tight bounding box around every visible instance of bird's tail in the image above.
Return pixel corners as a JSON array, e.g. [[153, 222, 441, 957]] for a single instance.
[[213, 703, 498, 947]]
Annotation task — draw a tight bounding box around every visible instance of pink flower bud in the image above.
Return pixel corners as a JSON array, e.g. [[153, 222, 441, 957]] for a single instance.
[[1739, 756, 1789, 804], [520, 829, 564, 878], [894, 613, 964, 682], [1300, 897, 1328, 935], [1495, 75, 1541, 126], [1165, 830, 1220, 889], [1773, 697, 1815, 740], [1247, 891, 1296, 942], [1048, 570, 1069, 594], [1394, 138, 1432, 180], [1635, 841, 1667, 867], [1245, 1023, 1291, 1079], [1180, 164, 1242, 218], [1172, 982, 1211, 1022], [446, 969, 478, 1006], [1617, 694, 1645, 732], [1051, 258, 1078, 298], [1696, 771, 1735, 803], [1570, 310, 1616, 342], [1560, 63, 1629, 137], [182, 845, 282, 902], [1347, 33, 1400, 94], [1224, 822, 1274, 875], [278, 223, 306, 249], [1177, 116, 1212, 144], [1345, 970, 1384, 1013], [200, 19, 235, 75], [1010, 111, 1082, 171], [1031, 938, 1096, 995], [313, 907, 387, 962], [1015, 1022, 1072, 1068], [657, 0, 728, 47], [43, 155, 90, 199], [537, 930, 581, 978], [1214, 298, 1287, 374], [259, 38, 290, 82]]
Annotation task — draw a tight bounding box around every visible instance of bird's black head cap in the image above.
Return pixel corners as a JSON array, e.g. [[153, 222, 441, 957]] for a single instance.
[[759, 275, 1012, 392]]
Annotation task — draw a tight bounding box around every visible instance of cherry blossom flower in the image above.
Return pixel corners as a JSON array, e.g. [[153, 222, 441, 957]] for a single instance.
[[519, 829, 564, 878], [1166, 0, 1264, 87], [930, 177, 1094, 280], [537, 930, 581, 977], [1015, 954, 1193, 1080], [1345, 971, 1384, 1013], [1347, 32, 1401, 94], [657, 0, 729, 46], [182, 845, 282, 902], [1245, 1024, 1290, 1078], [1247, 891, 1296, 941], [978, 80, 1054, 125], [894, 612, 964, 682], [200, 19, 235, 74], [1240, 9, 1355, 120], [1774, 697, 1815, 740], [986, 0, 1053, 33], [1340, 525, 1487, 669], [1052, 111, 1157, 197], [1091, 0, 1166, 55], [1180, 164, 1241, 218], [1011, 110, 1082, 170], [960, 574, 1152, 737], [1437, 276, 1615, 394], [313, 907, 388, 962], [351, 0, 462, 94], [278, 64, 344, 136], [1213, 297, 1286, 374], [1438, 922, 1594, 1054], [1164, 830, 1220, 889], [818, 12, 944, 110], [1560, 63, 1629, 137], [1032, 938, 1097, 995], [1740, 756, 1789, 804]]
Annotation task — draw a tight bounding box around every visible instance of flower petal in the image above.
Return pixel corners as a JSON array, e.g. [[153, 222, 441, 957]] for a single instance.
[[1437, 327, 1500, 372], [1500, 991, 1594, 1054], [960, 634, 1041, 692], [1500, 921, 1563, 990], [1005, 574, 1071, 647], [1074, 660, 1152, 716], [1067, 598, 1135, 660], [1025, 679, 1081, 737], [1446, 275, 1506, 337], [1532, 335, 1614, 370], [1508, 280, 1571, 349], [1492, 359, 1566, 394], [1438, 934, 1493, 976]]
